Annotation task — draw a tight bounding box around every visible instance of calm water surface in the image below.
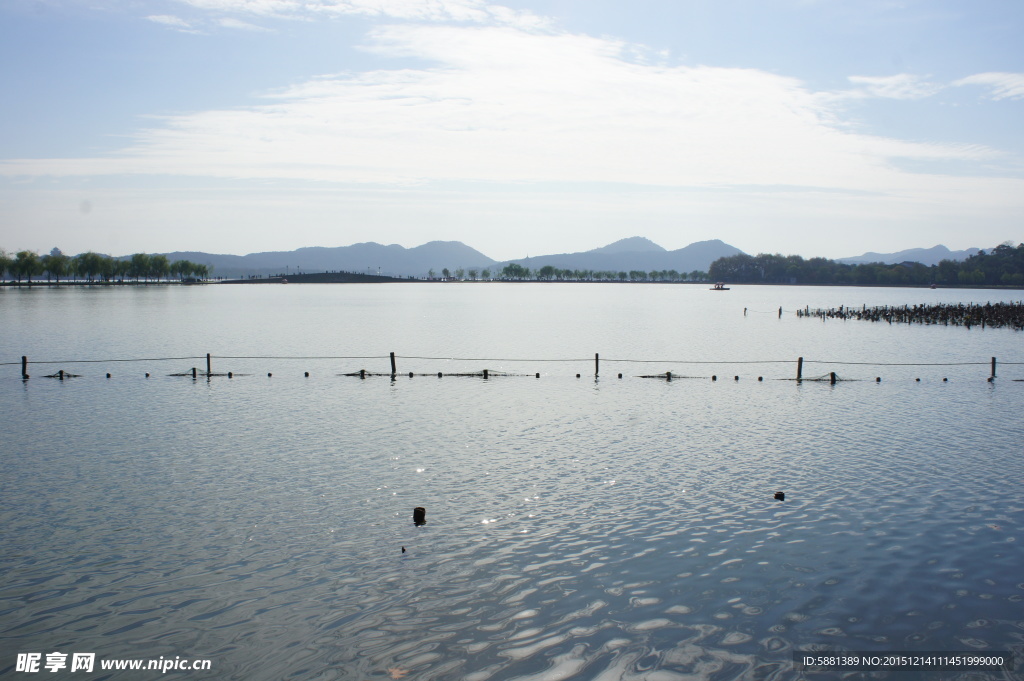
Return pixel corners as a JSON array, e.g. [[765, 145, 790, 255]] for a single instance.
[[2, 284, 1022, 680]]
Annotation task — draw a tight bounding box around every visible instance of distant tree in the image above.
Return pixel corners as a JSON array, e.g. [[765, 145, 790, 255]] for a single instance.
[[0, 249, 11, 280], [617, 271, 627, 281], [538, 265, 556, 280], [71, 252, 92, 281], [428, 268, 435, 280], [14, 251, 44, 284], [169, 260, 197, 280], [501, 263, 531, 280], [481, 268, 490, 280], [113, 257, 130, 282], [129, 253, 151, 282], [99, 255, 119, 282], [41, 252, 70, 283], [149, 254, 170, 282], [455, 267, 465, 280], [467, 268, 478, 281], [442, 267, 451, 280]]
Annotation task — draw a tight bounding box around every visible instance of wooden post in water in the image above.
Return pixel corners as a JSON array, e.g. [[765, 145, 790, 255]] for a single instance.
[[830, 371, 837, 385], [483, 369, 489, 379], [206, 353, 212, 376], [22, 356, 29, 380], [595, 353, 599, 377], [991, 357, 996, 379], [796, 357, 804, 381], [390, 352, 397, 376], [192, 367, 197, 379]]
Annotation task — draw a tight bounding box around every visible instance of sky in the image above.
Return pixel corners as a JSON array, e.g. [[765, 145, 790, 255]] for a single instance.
[[1, 0, 1022, 261]]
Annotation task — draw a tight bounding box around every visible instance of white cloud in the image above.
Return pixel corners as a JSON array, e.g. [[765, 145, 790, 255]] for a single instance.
[[953, 72, 1024, 101], [0, 23, 1008, 202], [842, 74, 942, 100]]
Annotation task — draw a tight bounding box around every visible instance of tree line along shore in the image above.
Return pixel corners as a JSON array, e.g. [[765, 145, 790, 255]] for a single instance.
[[708, 243, 1024, 287], [0, 250, 209, 284]]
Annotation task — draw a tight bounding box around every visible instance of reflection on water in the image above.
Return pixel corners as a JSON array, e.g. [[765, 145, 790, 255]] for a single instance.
[[1, 285, 1023, 680]]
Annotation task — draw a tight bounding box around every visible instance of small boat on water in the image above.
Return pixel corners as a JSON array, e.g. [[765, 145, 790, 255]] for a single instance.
[[710, 282, 730, 291]]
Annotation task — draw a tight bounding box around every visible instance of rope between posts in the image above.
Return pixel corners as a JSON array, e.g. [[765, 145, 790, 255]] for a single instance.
[[217, 355, 389, 360], [604, 359, 792, 365], [5, 354, 1020, 368], [4, 356, 206, 365], [803, 360, 991, 366]]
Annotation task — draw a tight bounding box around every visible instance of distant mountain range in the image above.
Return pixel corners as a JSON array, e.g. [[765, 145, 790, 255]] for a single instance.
[[156, 239, 992, 279], [837, 244, 981, 267], [162, 237, 744, 279]]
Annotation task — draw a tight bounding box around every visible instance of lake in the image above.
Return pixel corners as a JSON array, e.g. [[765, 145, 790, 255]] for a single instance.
[[2, 283, 1022, 680]]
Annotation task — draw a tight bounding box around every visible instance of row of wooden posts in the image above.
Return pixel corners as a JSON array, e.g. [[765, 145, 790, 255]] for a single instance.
[[17, 353, 1003, 381]]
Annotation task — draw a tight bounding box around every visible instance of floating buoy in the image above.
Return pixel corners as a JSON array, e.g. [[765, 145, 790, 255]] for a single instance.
[[915, 378, 920, 382], [618, 373, 622, 379], [734, 375, 739, 381], [758, 376, 763, 381], [106, 373, 111, 379], [409, 371, 414, 378], [413, 507, 426, 525], [535, 373, 540, 378], [145, 372, 150, 378], [774, 491, 785, 501], [438, 372, 443, 378], [268, 372, 272, 377], [401, 546, 406, 554], [711, 375, 717, 381], [576, 373, 580, 378], [305, 371, 309, 377], [876, 377, 881, 382], [228, 372, 233, 378], [943, 377, 947, 382]]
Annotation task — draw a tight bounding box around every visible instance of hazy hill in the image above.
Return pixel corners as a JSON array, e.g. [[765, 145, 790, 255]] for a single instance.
[[162, 241, 496, 278], [838, 244, 981, 266], [498, 238, 744, 274]]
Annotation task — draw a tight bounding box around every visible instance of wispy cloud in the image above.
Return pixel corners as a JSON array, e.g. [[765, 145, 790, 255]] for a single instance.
[[953, 72, 1024, 101], [844, 74, 943, 100], [174, 0, 550, 28], [146, 14, 193, 29], [217, 16, 272, 31]]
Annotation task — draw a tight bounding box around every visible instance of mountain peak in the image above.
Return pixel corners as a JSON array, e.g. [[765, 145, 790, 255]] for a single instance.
[[588, 237, 666, 255]]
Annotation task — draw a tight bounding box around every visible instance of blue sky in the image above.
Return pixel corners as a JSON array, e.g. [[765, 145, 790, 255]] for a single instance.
[[1, 0, 1022, 261]]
